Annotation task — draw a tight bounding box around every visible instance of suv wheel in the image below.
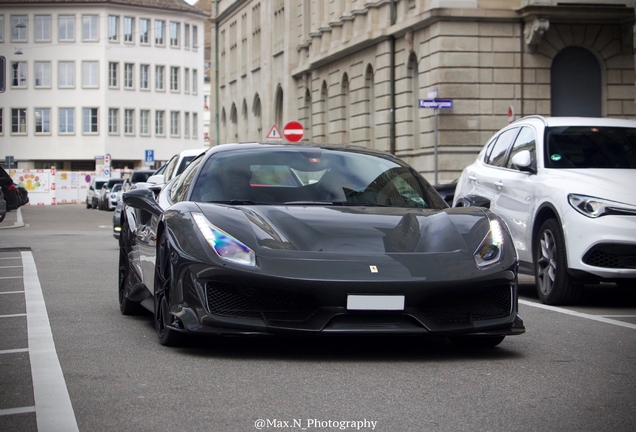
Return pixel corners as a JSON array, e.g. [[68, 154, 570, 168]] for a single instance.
[[534, 218, 581, 305]]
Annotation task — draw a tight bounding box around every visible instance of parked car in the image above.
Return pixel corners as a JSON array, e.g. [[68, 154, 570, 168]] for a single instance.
[[122, 169, 155, 192], [86, 177, 109, 209], [0, 166, 29, 212], [433, 179, 457, 207], [0, 187, 6, 223], [107, 183, 123, 211], [119, 143, 525, 347], [98, 178, 125, 210], [146, 148, 208, 185], [453, 116, 636, 305]]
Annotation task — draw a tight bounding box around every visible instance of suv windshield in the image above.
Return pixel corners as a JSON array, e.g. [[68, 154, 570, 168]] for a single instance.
[[191, 148, 446, 209], [545, 126, 636, 169]]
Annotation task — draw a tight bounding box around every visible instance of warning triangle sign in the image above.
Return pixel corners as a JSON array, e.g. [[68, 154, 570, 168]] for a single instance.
[[265, 125, 283, 141]]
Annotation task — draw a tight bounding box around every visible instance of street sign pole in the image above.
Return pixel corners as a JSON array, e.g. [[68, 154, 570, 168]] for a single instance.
[[420, 92, 452, 185], [434, 108, 438, 185]]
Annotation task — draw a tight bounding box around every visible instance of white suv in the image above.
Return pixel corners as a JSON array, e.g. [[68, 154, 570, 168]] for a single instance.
[[453, 116, 636, 305]]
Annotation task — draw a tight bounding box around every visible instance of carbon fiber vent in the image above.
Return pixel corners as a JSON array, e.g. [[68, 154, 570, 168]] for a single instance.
[[419, 285, 512, 324]]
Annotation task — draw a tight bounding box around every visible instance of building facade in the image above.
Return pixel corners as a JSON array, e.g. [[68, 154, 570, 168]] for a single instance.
[[211, 0, 635, 184], [0, 0, 209, 172]]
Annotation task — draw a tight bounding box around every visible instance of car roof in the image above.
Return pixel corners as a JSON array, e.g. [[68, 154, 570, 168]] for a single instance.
[[206, 142, 392, 157], [179, 148, 209, 157], [515, 115, 636, 128]]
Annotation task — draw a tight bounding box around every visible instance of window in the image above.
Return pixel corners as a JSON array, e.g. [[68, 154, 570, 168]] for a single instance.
[[485, 128, 519, 167], [12, 108, 27, 134], [12, 15, 27, 41], [170, 111, 180, 136], [124, 63, 134, 89], [140, 64, 149, 89], [506, 127, 536, 170], [108, 62, 118, 88], [140, 109, 150, 135], [184, 68, 190, 94], [155, 20, 165, 45], [82, 15, 98, 41], [184, 112, 190, 138], [11, 62, 27, 88], [59, 108, 75, 134], [0, 109, 3, 134], [273, 0, 284, 53], [192, 25, 198, 49], [83, 108, 98, 133], [139, 19, 149, 44], [184, 24, 190, 49], [35, 108, 51, 134], [252, 4, 261, 69], [35, 62, 51, 88], [109, 108, 119, 134], [108, 15, 119, 41], [155, 65, 165, 90], [169, 22, 179, 47], [58, 61, 75, 87], [229, 21, 237, 77], [35, 15, 51, 42], [192, 113, 198, 138], [124, 109, 134, 135], [82, 61, 99, 88], [155, 110, 165, 135], [0, 16, 4, 43], [192, 69, 198, 94], [58, 15, 74, 41], [170, 66, 179, 91], [124, 17, 134, 43]]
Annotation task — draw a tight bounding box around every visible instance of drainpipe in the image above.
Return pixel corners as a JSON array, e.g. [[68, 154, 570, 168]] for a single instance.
[[389, 0, 396, 155], [215, 0, 220, 145], [520, 21, 524, 118]]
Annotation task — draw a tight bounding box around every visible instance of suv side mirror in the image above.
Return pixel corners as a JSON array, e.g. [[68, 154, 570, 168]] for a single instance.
[[511, 150, 536, 173]]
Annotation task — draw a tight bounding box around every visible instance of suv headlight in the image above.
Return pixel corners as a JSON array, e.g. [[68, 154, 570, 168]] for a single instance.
[[568, 194, 636, 218], [192, 212, 255, 266], [474, 219, 505, 268]]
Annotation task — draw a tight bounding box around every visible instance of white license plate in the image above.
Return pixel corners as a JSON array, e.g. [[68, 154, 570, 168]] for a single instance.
[[347, 295, 405, 311]]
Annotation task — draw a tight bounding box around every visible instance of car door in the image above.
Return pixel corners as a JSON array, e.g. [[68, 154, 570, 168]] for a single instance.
[[490, 126, 538, 264]]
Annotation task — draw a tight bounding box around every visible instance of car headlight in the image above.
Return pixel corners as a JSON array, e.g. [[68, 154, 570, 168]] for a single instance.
[[474, 219, 505, 268], [192, 212, 255, 266], [568, 194, 636, 218]]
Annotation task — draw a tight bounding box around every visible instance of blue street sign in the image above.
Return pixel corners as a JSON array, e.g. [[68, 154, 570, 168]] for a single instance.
[[418, 99, 453, 109], [145, 150, 154, 163]]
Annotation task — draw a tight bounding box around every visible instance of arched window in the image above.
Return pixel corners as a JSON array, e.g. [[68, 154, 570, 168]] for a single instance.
[[341, 73, 350, 143], [320, 81, 328, 143], [365, 64, 375, 149], [220, 108, 227, 144], [551, 47, 602, 117], [275, 85, 284, 129], [230, 103, 238, 142], [241, 99, 248, 141], [407, 52, 420, 149], [252, 94, 262, 141]]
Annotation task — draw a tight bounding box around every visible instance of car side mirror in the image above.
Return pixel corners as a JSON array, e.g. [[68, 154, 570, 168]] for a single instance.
[[123, 188, 162, 217], [511, 150, 536, 173]]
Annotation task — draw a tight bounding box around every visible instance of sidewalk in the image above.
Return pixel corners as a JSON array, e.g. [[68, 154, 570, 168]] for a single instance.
[[0, 208, 24, 229]]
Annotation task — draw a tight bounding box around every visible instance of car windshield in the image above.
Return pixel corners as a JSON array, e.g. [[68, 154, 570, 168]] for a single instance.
[[545, 126, 636, 169], [176, 156, 198, 176], [112, 184, 122, 192], [95, 181, 107, 190], [130, 171, 153, 183], [190, 147, 446, 209]]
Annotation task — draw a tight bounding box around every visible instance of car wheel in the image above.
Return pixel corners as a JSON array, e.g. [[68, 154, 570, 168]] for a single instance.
[[86, 199, 91, 209], [118, 219, 142, 315], [534, 218, 581, 305], [154, 232, 183, 347], [449, 335, 505, 348], [0, 213, 5, 223]]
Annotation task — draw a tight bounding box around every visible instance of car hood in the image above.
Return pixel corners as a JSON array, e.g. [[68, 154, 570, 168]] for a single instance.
[[546, 169, 636, 205], [194, 204, 491, 256]]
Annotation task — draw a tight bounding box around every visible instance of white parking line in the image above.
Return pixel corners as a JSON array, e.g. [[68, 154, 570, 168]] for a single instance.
[[0, 266, 23, 269], [0, 348, 29, 355], [0, 314, 27, 318], [519, 299, 636, 330], [0, 277, 24, 280], [0, 406, 36, 417], [0, 291, 26, 294], [22, 251, 79, 432]]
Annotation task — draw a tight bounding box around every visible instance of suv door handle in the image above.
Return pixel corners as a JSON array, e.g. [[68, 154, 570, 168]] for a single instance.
[[494, 181, 504, 190], [468, 175, 477, 182]]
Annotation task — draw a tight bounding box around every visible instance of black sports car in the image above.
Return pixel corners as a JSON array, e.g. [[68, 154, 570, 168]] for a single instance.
[[119, 143, 525, 347]]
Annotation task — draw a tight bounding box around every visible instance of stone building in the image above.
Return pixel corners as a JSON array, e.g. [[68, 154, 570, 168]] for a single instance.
[[211, 0, 635, 184]]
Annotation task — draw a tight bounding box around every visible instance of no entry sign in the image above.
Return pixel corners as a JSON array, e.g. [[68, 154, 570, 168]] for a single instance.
[[283, 121, 304, 142]]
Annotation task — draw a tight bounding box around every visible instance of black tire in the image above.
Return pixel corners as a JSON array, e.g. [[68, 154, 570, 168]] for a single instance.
[[86, 198, 91, 209], [449, 335, 505, 348], [118, 219, 143, 315], [534, 218, 581, 305], [0, 213, 5, 223], [154, 232, 183, 347]]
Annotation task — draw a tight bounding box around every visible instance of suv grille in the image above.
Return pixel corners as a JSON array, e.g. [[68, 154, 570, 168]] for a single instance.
[[583, 245, 636, 269], [418, 285, 512, 324], [205, 282, 319, 322]]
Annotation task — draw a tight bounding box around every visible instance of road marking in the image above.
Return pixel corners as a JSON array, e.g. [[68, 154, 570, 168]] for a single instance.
[[0, 314, 27, 318], [519, 299, 636, 330], [0, 266, 23, 269], [0, 276, 23, 280], [0, 406, 36, 417], [0, 291, 26, 294], [0, 257, 22, 260], [22, 251, 79, 432], [0, 348, 29, 355]]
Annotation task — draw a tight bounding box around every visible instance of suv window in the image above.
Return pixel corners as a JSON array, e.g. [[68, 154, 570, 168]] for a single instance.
[[171, 155, 204, 203], [485, 127, 519, 167], [506, 126, 536, 169]]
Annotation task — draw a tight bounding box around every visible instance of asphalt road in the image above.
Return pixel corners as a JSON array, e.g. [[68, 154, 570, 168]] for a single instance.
[[1, 205, 635, 432]]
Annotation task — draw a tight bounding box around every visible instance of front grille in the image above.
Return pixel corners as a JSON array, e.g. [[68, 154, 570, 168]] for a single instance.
[[205, 282, 319, 322], [583, 244, 636, 269], [418, 285, 512, 324]]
